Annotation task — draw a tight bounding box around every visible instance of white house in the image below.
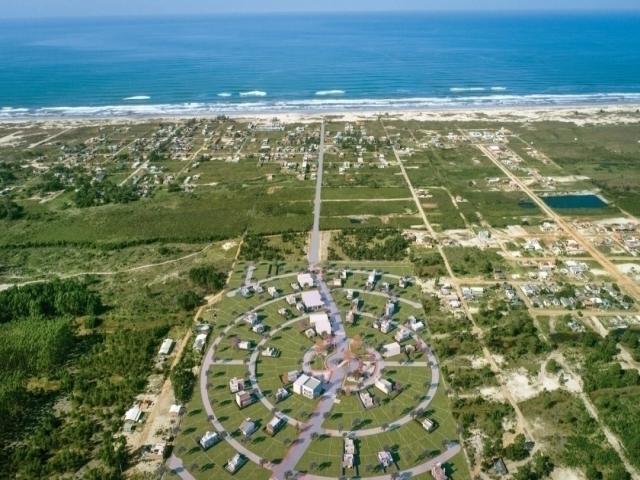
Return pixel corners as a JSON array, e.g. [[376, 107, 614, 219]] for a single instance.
[[193, 333, 208, 352], [378, 450, 393, 468], [245, 311, 259, 326], [199, 431, 220, 450], [394, 327, 412, 343], [297, 272, 315, 289], [238, 340, 253, 351], [301, 290, 324, 310], [421, 417, 436, 432], [382, 342, 401, 358], [158, 338, 174, 356], [375, 378, 394, 395], [229, 377, 245, 393], [310, 312, 332, 336], [267, 286, 279, 298], [124, 405, 142, 423], [292, 374, 323, 399]]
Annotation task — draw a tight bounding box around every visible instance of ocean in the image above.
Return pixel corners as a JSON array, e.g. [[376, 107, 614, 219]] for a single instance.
[[1, 12, 639, 117]]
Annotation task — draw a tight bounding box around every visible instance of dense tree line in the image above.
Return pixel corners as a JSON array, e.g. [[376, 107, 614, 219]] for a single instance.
[[188, 265, 227, 292], [73, 175, 140, 208], [241, 234, 284, 261], [171, 351, 197, 403], [0, 196, 24, 220], [336, 228, 410, 261], [0, 279, 102, 323]]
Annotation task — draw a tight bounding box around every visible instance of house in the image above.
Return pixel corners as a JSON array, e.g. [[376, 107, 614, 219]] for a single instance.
[[262, 347, 279, 358], [239, 418, 257, 438], [297, 272, 315, 289], [431, 463, 448, 480], [332, 277, 343, 288], [378, 450, 393, 468], [225, 453, 247, 474], [408, 316, 425, 332], [169, 404, 183, 416], [343, 438, 356, 469], [421, 417, 436, 432], [310, 312, 332, 336], [385, 299, 397, 317], [292, 374, 323, 399], [268, 286, 279, 298], [193, 333, 208, 352], [266, 415, 285, 436], [305, 328, 316, 338], [286, 294, 297, 305], [285, 370, 300, 384], [158, 338, 174, 356], [346, 310, 356, 324], [199, 431, 220, 450], [379, 319, 395, 334], [245, 311, 259, 326], [394, 327, 412, 343], [340, 269, 349, 280], [277, 307, 289, 318], [367, 270, 378, 289], [124, 405, 142, 423], [382, 342, 401, 358], [359, 391, 375, 409], [238, 340, 253, 351], [301, 290, 324, 310], [375, 378, 394, 395], [252, 323, 265, 334], [229, 377, 245, 393], [346, 289, 355, 300], [493, 458, 508, 476], [275, 387, 289, 402], [399, 276, 411, 288], [235, 391, 255, 409]]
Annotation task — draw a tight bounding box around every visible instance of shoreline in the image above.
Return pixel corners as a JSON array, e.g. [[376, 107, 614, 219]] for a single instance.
[[1, 102, 640, 125]]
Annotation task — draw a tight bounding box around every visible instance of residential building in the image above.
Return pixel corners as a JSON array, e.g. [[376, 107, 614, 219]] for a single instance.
[[297, 272, 315, 289], [199, 431, 220, 450], [382, 342, 401, 358], [193, 333, 208, 352], [378, 450, 393, 468], [158, 338, 174, 356], [266, 415, 285, 436], [375, 378, 394, 395], [235, 391, 254, 409], [394, 327, 412, 343], [301, 290, 324, 310], [229, 377, 245, 393], [292, 374, 323, 399], [310, 312, 332, 336], [421, 417, 436, 432], [239, 418, 257, 438], [225, 453, 246, 474]]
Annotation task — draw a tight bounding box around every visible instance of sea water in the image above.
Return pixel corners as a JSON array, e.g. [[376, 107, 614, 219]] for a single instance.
[[0, 12, 639, 117]]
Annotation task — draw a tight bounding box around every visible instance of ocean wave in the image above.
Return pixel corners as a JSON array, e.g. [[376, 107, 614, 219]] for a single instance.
[[217, 92, 232, 97], [3, 92, 640, 118], [123, 95, 151, 101], [239, 90, 267, 97], [315, 90, 346, 96], [491, 87, 507, 92], [450, 87, 486, 92]]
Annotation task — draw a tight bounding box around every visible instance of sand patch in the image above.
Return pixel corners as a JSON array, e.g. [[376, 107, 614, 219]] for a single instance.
[[551, 467, 585, 480], [222, 241, 237, 251], [504, 362, 581, 402]]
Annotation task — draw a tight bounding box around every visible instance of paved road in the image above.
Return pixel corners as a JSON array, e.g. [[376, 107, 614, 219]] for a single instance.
[[308, 121, 325, 267]]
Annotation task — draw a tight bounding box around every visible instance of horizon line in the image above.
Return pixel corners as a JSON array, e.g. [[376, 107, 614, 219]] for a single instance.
[[1, 8, 640, 21]]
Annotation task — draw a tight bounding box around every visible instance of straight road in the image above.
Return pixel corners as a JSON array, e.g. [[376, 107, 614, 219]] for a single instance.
[[308, 121, 325, 267]]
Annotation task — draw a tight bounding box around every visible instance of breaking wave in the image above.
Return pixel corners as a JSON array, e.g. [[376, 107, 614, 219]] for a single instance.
[[2, 92, 640, 119], [239, 90, 267, 97], [123, 95, 151, 101], [315, 90, 346, 96]]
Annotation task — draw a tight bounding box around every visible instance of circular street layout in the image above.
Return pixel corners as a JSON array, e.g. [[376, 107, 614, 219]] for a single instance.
[[168, 268, 463, 480]]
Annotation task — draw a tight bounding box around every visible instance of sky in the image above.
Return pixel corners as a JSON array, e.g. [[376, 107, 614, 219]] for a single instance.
[[1, 0, 638, 19]]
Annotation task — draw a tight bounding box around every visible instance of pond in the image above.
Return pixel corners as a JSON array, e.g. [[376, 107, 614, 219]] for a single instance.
[[542, 194, 607, 209]]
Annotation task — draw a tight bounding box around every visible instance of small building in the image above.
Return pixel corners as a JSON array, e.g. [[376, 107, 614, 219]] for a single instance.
[[262, 347, 279, 358], [266, 415, 285, 436], [238, 340, 253, 351], [275, 387, 289, 402], [286, 294, 297, 305], [285, 370, 300, 384], [245, 311, 259, 326], [268, 286, 279, 298], [385, 299, 397, 317], [199, 431, 220, 450], [310, 312, 332, 336], [378, 450, 393, 468], [169, 404, 183, 416], [343, 437, 356, 469], [252, 323, 265, 334], [292, 374, 323, 399], [158, 338, 174, 356], [375, 378, 394, 395], [431, 463, 448, 480], [239, 418, 257, 438], [409, 316, 425, 332], [394, 327, 412, 343], [305, 328, 316, 338], [359, 390, 375, 409], [193, 333, 208, 352], [380, 319, 395, 334], [278, 307, 289, 318], [301, 290, 324, 310], [229, 377, 245, 393], [346, 310, 356, 324], [421, 417, 436, 432], [225, 453, 247, 474], [492, 458, 508, 476], [346, 289, 355, 300], [235, 391, 255, 409], [367, 270, 378, 288], [399, 276, 411, 289], [297, 272, 315, 289], [124, 405, 142, 423], [382, 342, 402, 358]]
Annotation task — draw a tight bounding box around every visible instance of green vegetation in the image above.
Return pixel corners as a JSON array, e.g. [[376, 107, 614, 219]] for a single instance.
[[331, 228, 410, 261], [445, 247, 509, 278]]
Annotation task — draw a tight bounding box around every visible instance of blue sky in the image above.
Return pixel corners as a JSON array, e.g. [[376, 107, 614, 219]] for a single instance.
[[2, 0, 638, 19]]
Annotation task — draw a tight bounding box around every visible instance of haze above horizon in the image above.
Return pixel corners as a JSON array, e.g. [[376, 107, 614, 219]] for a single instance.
[[2, 0, 639, 19]]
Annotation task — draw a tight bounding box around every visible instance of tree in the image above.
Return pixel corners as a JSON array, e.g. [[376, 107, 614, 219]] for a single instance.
[[177, 291, 203, 311]]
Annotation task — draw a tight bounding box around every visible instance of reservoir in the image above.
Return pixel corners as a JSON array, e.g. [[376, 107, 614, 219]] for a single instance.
[[542, 194, 607, 209]]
